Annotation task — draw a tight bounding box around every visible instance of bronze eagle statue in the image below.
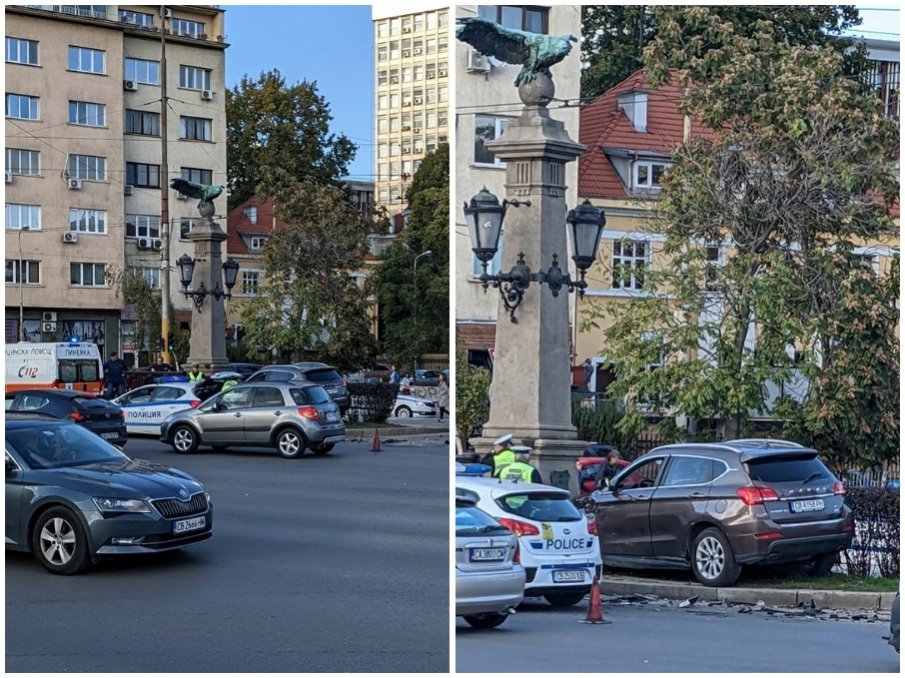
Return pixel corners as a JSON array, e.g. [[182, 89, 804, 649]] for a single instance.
[[456, 16, 577, 87], [170, 178, 224, 209]]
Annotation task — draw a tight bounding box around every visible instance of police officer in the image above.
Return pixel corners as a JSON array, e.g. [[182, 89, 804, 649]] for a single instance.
[[501, 445, 543, 483], [220, 376, 239, 392], [187, 363, 205, 384], [480, 434, 515, 477]]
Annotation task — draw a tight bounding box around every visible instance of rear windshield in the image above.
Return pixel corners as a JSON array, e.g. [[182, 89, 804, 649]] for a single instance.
[[496, 492, 582, 522], [289, 386, 332, 405], [746, 454, 832, 483], [456, 505, 510, 536], [303, 369, 341, 384], [74, 397, 117, 411]]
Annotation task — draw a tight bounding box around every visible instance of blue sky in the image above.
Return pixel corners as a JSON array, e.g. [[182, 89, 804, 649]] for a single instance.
[[223, 5, 374, 181], [846, 5, 900, 39]]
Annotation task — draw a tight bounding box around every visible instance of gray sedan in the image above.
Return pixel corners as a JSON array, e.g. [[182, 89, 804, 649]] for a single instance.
[[160, 382, 345, 458]]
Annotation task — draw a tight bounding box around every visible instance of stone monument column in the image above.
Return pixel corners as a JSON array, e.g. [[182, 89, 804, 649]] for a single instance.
[[185, 201, 229, 371], [478, 73, 587, 493]]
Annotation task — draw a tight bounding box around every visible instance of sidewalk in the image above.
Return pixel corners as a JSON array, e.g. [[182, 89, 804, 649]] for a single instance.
[[602, 574, 897, 611]]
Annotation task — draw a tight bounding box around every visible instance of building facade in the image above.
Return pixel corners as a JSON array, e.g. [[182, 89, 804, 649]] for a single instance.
[[5, 4, 227, 366]]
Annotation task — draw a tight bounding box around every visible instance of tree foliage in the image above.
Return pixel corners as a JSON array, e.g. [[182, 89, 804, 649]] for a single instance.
[[584, 8, 899, 468], [581, 5, 864, 101], [237, 168, 377, 372], [226, 69, 357, 209], [455, 344, 491, 447], [371, 145, 449, 369]]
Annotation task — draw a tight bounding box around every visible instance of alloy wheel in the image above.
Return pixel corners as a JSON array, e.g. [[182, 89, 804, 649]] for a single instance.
[[278, 431, 301, 456], [695, 535, 725, 580], [39, 516, 77, 566], [173, 428, 195, 452]]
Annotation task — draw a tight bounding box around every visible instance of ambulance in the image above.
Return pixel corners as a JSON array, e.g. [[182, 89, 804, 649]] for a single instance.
[[5, 342, 105, 395]]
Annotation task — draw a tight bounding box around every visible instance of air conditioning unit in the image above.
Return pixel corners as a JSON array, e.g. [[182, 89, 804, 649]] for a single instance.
[[68, 178, 82, 190], [198, 33, 207, 40], [414, 48, 423, 55], [402, 146, 411, 154], [42, 311, 57, 322], [402, 125, 411, 131], [201, 90, 214, 101], [390, 77, 399, 84], [402, 50, 410, 58], [123, 79, 138, 91], [124, 184, 134, 196], [467, 49, 490, 73], [151, 238, 162, 250], [5, 170, 11, 184], [414, 96, 423, 104], [402, 101, 411, 107], [426, 72, 435, 79], [163, 8, 172, 18], [403, 27, 411, 33], [176, 192, 188, 200], [439, 70, 447, 77], [137, 237, 151, 249], [413, 128, 422, 134], [63, 232, 79, 244], [43, 322, 57, 333]]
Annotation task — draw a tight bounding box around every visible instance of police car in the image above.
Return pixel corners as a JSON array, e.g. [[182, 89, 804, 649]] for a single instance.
[[455, 476, 602, 607], [113, 382, 201, 434]]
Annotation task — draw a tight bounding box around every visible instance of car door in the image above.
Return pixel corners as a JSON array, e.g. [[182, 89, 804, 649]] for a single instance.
[[243, 386, 289, 444], [195, 386, 253, 443], [594, 456, 666, 558], [5, 449, 27, 547], [116, 386, 156, 430], [152, 385, 194, 425]]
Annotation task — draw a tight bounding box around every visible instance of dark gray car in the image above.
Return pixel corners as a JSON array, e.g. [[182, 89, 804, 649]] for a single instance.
[[591, 439, 854, 586], [5, 414, 212, 575], [244, 363, 351, 414], [160, 382, 345, 458]]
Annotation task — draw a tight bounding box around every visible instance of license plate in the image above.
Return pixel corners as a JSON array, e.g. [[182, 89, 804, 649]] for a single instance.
[[101, 431, 119, 440], [553, 569, 587, 583], [173, 516, 206, 534], [790, 498, 825, 513], [470, 547, 506, 562]]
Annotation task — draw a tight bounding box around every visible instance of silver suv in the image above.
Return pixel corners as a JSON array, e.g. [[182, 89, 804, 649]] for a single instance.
[[160, 383, 345, 458], [245, 363, 351, 414]]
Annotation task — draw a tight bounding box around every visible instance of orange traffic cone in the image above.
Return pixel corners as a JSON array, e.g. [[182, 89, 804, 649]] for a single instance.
[[371, 429, 382, 452], [577, 573, 610, 624]]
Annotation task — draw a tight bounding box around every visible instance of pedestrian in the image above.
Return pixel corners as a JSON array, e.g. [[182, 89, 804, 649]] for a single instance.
[[103, 351, 127, 399], [598, 449, 622, 488], [400, 372, 412, 388], [480, 434, 515, 477], [152, 355, 172, 372], [388, 364, 400, 384], [583, 358, 594, 390], [436, 372, 449, 421], [501, 445, 543, 483], [220, 374, 240, 392], [187, 363, 205, 384]]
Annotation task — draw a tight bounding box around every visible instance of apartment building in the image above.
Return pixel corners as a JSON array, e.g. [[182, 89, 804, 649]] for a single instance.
[[454, 4, 582, 367], [372, 4, 449, 216], [5, 5, 227, 366]]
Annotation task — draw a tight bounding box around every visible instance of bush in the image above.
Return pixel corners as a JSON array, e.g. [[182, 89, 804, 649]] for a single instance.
[[346, 382, 398, 423], [571, 396, 644, 455], [841, 488, 899, 578], [455, 347, 491, 446]]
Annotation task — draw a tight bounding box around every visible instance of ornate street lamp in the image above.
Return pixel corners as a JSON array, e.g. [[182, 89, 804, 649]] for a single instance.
[[177, 253, 240, 312]]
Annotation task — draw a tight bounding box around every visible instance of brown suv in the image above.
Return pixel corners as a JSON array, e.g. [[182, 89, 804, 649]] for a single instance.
[[590, 439, 854, 586]]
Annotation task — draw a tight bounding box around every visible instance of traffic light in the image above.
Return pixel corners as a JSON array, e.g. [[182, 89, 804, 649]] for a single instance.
[[167, 334, 175, 352]]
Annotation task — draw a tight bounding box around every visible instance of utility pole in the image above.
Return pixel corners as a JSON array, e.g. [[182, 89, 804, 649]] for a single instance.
[[160, 5, 172, 366]]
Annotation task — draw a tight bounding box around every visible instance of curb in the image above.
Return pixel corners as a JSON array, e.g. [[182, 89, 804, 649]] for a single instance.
[[602, 575, 895, 610], [345, 428, 448, 442]]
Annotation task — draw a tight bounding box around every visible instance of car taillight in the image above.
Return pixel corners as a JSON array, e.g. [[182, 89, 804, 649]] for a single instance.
[[512, 543, 520, 564], [587, 517, 598, 536], [736, 485, 780, 505], [833, 480, 846, 495], [297, 406, 319, 421], [70, 411, 85, 422], [754, 531, 783, 540], [190, 400, 202, 408], [497, 517, 540, 537]]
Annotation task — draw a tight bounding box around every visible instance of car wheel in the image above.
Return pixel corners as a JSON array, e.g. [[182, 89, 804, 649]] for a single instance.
[[462, 613, 508, 629], [395, 406, 412, 418], [312, 443, 334, 455], [276, 428, 306, 459], [544, 591, 588, 607], [691, 527, 741, 587], [171, 425, 199, 454], [31, 507, 91, 575]]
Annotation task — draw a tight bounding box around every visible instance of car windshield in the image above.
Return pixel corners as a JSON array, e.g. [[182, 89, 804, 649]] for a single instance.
[[7, 424, 127, 469], [496, 492, 582, 522], [303, 369, 341, 384], [746, 454, 831, 483], [74, 396, 117, 411], [456, 505, 509, 536]]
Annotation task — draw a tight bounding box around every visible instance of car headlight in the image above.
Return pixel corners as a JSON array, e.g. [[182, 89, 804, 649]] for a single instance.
[[93, 497, 151, 514]]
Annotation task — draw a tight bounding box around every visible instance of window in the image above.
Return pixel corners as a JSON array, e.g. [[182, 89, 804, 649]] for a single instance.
[[6, 93, 39, 120], [70, 262, 107, 286], [439, 86, 448, 103], [378, 143, 388, 159], [389, 41, 399, 60], [427, 88, 437, 104], [180, 218, 198, 239], [249, 236, 266, 252], [68, 154, 106, 181], [125, 214, 160, 239], [377, 45, 387, 61], [866, 59, 900, 118], [853, 252, 880, 274], [126, 266, 160, 288], [414, 14, 424, 32], [241, 270, 260, 296], [6, 37, 38, 65], [662, 456, 726, 487], [426, 38, 436, 54], [378, 94, 388, 110], [118, 9, 153, 27], [172, 19, 204, 38], [633, 161, 669, 191], [180, 167, 212, 185], [378, 70, 388, 87], [378, 117, 388, 135], [390, 142, 400, 156], [617, 458, 665, 490], [68, 46, 104, 74], [5, 204, 40, 230], [414, 64, 424, 81], [474, 115, 509, 165], [125, 109, 159, 136], [179, 115, 212, 141], [612, 240, 650, 290], [402, 66, 411, 83], [69, 208, 107, 234], [427, 12, 437, 30], [68, 101, 105, 127], [252, 387, 285, 408], [243, 206, 258, 224], [439, 110, 448, 127], [179, 65, 211, 90], [390, 18, 400, 34], [6, 260, 39, 284], [390, 162, 400, 181], [426, 111, 437, 129], [124, 162, 159, 189], [124, 57, 159, 85], [377, 22, 388, 39], [390, 117, 399, 133], [439, 36, 448, 52], [6, 148, 39, 175], [478, 5, 548, 32]]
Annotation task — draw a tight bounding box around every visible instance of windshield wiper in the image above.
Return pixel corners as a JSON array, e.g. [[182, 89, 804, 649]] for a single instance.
[[801, 471, 825, 485]]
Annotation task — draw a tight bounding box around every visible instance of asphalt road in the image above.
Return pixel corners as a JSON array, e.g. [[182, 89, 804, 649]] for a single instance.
[[456, 599, 900, 673], [6, 436, 449, 673]]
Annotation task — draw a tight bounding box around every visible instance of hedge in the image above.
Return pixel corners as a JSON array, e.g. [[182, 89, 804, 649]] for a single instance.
[[345, 383, 398, 423], [840, 487, 899, 578]]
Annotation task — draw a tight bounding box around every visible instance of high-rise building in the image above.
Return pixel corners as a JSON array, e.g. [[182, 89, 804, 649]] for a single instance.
[[5, 5, 228, 366], [372, 5, 449, 216]]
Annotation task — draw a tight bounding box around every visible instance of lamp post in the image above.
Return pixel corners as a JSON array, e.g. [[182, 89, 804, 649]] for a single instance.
[[413, 249, 432, 274], [176, 254, 239, 312], [18, 225, 30, 341]]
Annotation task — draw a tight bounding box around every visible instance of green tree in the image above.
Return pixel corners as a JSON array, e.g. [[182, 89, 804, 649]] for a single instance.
[[585, 9, 898, 464], [371, 145, 449, 369], [226, 69, 357, 209], [455, 344, 491, 448], [238, 168, 377, 372], [580, 5, 863, 101]]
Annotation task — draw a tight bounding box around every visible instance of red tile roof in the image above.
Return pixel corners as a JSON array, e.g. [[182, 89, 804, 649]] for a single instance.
[[225, 197, 286, 255]]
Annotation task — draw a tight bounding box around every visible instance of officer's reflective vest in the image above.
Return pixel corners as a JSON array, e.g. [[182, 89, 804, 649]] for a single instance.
[[501, 460, 536, 482], [492, 449, 516, 477], [221, 379, 238, 391], [188, 370, 204, 383]]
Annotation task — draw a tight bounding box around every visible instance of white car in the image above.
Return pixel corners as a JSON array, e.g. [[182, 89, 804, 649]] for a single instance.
[[456, 476, 602, 608], [113, 383, 201, 434], [393, 393, 436, 418]]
